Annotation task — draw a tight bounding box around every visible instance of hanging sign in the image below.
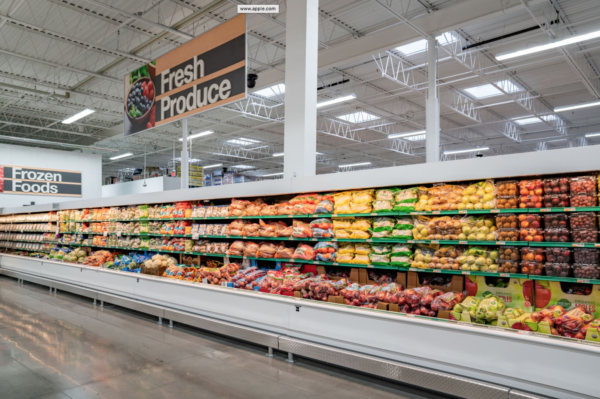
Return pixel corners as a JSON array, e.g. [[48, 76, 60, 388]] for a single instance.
[[0, 165, 82, 197], [124, 15, 247, 136]]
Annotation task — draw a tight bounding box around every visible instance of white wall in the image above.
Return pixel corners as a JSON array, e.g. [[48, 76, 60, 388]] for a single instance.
[[0, 144, 102, 209], [102, 176, 181, 198]]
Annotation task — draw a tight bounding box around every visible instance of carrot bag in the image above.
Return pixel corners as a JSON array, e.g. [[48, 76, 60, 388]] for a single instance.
[[314, 241, 337, 262], [309, 218, 334, 238], [292, 244, 316, 260], [292, 220, 313, 238]]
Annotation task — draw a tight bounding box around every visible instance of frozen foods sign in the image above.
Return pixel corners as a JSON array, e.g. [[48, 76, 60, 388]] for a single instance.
[[124, 14, 246, 136], [0, 165, 82, 197]]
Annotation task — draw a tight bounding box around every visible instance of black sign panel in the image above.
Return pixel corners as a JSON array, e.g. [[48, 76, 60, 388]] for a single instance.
[[0, 165, 82, 197]]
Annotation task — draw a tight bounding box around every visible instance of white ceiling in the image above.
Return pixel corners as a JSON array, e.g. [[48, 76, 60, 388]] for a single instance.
[[0, 0, 599, 180]]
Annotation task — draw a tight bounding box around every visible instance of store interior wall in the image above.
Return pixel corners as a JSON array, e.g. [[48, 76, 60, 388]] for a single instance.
[[0, 144, 102, 208], [101, 176, 181, 198]]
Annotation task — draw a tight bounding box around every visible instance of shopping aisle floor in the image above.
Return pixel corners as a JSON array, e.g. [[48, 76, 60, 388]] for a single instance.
[[0, 277, 448, 399]]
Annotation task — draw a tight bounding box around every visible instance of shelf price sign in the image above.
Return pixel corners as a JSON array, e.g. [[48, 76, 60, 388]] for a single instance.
[[124, 15, 247, 136]]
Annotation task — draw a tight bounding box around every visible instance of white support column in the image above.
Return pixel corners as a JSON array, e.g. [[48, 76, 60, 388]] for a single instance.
[[426, 37, 440, 163], [283, 0, 318, 179], [181, 118, 189, 189]]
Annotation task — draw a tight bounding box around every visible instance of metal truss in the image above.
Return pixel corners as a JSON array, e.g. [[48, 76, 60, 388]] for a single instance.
[[226, 97, 285, 122], [373, 50, 522, 142], [317, 118, 414, 156], [439, 31, 568, 136], [569, 137, 588, 148], [535, 142, 548, 151]]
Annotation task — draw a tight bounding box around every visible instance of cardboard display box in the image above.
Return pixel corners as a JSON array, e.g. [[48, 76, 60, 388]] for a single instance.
[[466, 275, 534, 312], [360, 269, 407, 287], [318, 266, 360, 284], [407, 271, 463, 293], [535, 280, 600, 318]]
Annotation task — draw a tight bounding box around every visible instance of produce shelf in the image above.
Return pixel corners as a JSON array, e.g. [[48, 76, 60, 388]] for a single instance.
[[401, 267, 527, 278], [529, 242, 600, 248], [406, 239, 528, 246], [528, 274, 600, 285]]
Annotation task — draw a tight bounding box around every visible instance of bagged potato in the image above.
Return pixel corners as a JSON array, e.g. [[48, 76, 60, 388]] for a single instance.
[[352, 189, 374, 204], [372, 200, 393, 213], [351, 218, 371, 231], [393, 187, 419, 212], [338, 242, 355, 254], [350, 230, 370, 239], [333, 218, 353, 230], [375, 188, 397, 201]]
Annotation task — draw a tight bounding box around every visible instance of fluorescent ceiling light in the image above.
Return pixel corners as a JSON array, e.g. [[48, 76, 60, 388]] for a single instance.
[[316, 152, 324, 155], [464, 84, 503, 99], [547, 139, 566, 143], [178, 130, 214, 141], [172, 157, 201, 162], [272, 152, 284, 157], [405, 134, 426, 141], [227, 138, 260, 145], [444, 147, 489, 155], [338, 111, 380, 123], [230, 165, 254, 169], [555, 100, 600, 113], [585, 133, 600, 138], [388, 130, 426, 139], [203, 163, 222, 168], [497, 30, 600, 61], [339, 162, 371, 168], [514, 117, 541, 125], [317, 94, 356, 108], [62, 109, 94, 124], [253, 84, 285, 97], [110, 152, 133, 160], [262, 172, 283, 177], [396, 33, 457, 55]]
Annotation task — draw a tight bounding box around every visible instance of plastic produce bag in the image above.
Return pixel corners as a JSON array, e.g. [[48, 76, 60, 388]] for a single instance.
[[243, 241, 259, 258], [391, 218, 414, 239], [350, 230, 370, 239], [334, 229, 351, 238], [352, 254, 370, 265], [370, 253, 391, 265], [391, 243, 413, 267], [333, 219, 353, 230], [309, 219, 334, 238], [274, 245, 294, 259], [292, 220, 313, 238], [257, 242, 277, 258], [314, 241, 337, 262], [375, 188, 397, 200], [354, 243, 372, 255], [553, 306, 594, 338], [292, 244, 316, 260], [351, 218, 371, 231], [462, 180, 497, 210], [393, 187, 419, 212], [475, 295, 506, 324], [315, 199, 334, 214], [338, 242, 355, 254], [431, 292, 466, 312], [457, 246, 499, 272], [372, 200, 393, 213], [371, 217, 394, 238], [461, 216, 497, 241]]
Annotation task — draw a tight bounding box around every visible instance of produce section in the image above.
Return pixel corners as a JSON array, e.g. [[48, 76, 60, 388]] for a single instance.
[[2, 172, 600, 349]]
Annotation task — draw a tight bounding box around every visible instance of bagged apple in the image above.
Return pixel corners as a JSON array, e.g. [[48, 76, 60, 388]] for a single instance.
[[475, 294, 506, 324], [553, 306, 594, 339], [431, 292, 466, 312], [462, 180, 497, 210], [453, 296, 481, 319], [460, 216, 497, 241]]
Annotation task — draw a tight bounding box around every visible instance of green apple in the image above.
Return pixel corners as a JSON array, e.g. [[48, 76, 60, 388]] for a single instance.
[[462, 226, 472, 234]]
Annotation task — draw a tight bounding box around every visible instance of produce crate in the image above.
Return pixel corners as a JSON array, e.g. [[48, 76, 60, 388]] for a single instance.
[[361, 269, 407, 287], [407, 271, 464, 294], [465, 275, 534, 312], [534, 280, 600, 318], [317, 266, 360, 284]]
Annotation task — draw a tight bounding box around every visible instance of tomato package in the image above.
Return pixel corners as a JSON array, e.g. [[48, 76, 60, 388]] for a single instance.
[[309, 218, 334, 238]]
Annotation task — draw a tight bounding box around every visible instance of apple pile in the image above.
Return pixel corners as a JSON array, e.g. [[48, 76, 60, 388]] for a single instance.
[[544, 263, 571, 277], [519, 180, 543, 208], [400, 287, 444, 317], [543, 228, 571, 242], [543, 178, 569, 194], [570, 176, 597, 195], [459, 217, 497, 241]]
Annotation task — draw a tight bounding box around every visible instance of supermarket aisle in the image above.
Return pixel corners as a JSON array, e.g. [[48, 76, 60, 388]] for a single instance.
[[0, 277, 448, 399]]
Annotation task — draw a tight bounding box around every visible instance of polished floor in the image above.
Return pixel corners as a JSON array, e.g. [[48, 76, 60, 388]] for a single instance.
[[0, 277, 447, 399]]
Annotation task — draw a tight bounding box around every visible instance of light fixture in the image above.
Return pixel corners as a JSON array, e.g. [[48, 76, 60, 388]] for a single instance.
[[110, 152, 133, 160], [585, 133, 600, 138], [253, 84, 285, 97], [262, 172, 283, 177], [172, 157, 201, 162], [227, 138, 260, 145], [62, 109, 95, 124], [444, 147, 489, 155], [203, 163, 222, 168], [272, 152, 284, 157], [514, 117, 541, 125], [178, 130, 214, 141], [338, 111, 380, 123], [388, 130, 426, 139], [316, 94, 356, 108], [396, 33, 457, 55], [496, 29, 600, 61], [338, 162, 371, 168], [555, 100, 600, 113]]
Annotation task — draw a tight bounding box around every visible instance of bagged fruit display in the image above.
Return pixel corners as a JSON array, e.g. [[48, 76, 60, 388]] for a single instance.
[[275, 222, 293, 237], [274, 244, 294, 259], [453, 296, 481, 319], [309, 218, 334, 238], [417, 184, 465, 211], [332, 218, 353, 230], [413, 216, 462, 240], [257, 242, 277, 258], [314, 241, 337, 262], [496, 180, 519, 209], [543, 213, 567, 229], [292, 220, 313, 238], [342, 284, 377, 306], [411, 245, 436, 269], [570, 212, 597, 230], [475, 294, 506, 324], [462, 180, 496, 210], [543, 177, 569, 194], [571, 193, 597, 207], [315, 198, 334, 214], [543, 194, 570, 208], [431, 292, 466, 312], [375, 188, 397, 200], [242, 223, 260, 237], [393, 187, 418, 212], [377, 283, 404, 304], [553, 306, 594, 339], [372, 199, 394, 213], [391, 243, 413, 267], [275, 203, 294, 215], [457, 246, 499, 272], [351, 218, 371, 231], [460, 216, 497, 241], [292, 244, 316, 260], [570, 176, 597, 195], [371, 217, 395, 238], [258, 220, 278, 237], [391, 218, 414, 239]]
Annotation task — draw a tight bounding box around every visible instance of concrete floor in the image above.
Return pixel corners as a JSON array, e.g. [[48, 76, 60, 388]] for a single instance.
[[0, 277, 448, 399]]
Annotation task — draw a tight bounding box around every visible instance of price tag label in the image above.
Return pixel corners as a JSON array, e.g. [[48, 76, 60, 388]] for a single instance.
[[499, 273, 510, 277], [518, 330, 532, 335], [288, 215, 293, 218], [202, 278, 208, 284], [366, 239, 372, 242], [221, 281, 228, 287], [577, 279, 590, 284], [564, 207, 576, 212], [312, 214, 318, 218], [490, 209, 500, 213], [406, 314, 415, 318], [367, 265, 374, 268], [495, 241, 506, 245], [313, 261, 319, 264], [430, 240, 439, 244], [242, 236, 247, 239], [409, 268, 418, 272], [572, 243, 585, 247], [432, 211, 440, 214], [540, 208, 551, 212], [224, 256, 230, 263], [432, 269, 441, 273], [332, 214, 338, 217], [458, 210, 467, 214], [459, 241, 468, 245], [370, 213, 378, 216], [595, 244, 600, 248], [117, 231, 122, 237], [311, 238, 316, 241], [462, 271, 471, 275], [103, 231, 107, 237], [332, 238, 337, 241], [192, 233, 199, 240]]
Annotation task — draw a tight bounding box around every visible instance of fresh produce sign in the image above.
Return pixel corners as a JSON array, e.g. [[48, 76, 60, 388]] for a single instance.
[[0, 165, 82, 197], [123, 15, 246, 136]]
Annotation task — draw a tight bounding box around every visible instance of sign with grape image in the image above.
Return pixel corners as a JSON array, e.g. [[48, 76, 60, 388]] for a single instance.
[[124, 15, 246, 136]]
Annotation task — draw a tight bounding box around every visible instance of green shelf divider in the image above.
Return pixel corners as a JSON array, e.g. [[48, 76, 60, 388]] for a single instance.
[[528, 275, 600, 285], [529, 242, 600, 248]]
